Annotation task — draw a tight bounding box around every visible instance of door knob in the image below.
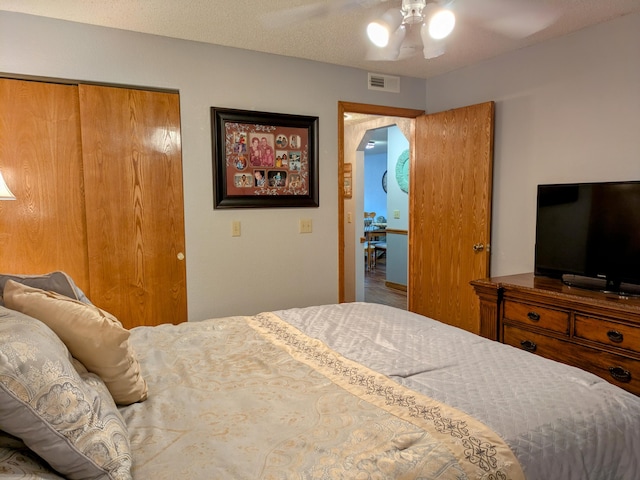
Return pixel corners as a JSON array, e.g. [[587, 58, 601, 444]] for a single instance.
[[472, 243, 485, 252], [177, 252, 185, 260]]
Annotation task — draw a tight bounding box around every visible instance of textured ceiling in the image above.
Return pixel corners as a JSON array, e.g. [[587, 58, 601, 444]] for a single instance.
[[1, 0, 639, 79]]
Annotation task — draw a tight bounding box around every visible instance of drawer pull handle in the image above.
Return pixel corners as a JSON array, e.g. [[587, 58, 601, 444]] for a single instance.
[[609, 366, 631, 383], [527, 311, 541, 322], [606, 330, 624, 343], [520, 340, 537, 352]]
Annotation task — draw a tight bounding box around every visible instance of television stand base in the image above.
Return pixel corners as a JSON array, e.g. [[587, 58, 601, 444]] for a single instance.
[[561, 274, 640, 298]]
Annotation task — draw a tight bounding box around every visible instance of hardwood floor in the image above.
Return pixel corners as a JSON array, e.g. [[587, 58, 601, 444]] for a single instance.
[[364, 257, 407, 310]]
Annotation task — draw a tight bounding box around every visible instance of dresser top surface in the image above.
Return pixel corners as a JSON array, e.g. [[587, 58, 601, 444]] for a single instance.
[[474, 273, 640, 311]]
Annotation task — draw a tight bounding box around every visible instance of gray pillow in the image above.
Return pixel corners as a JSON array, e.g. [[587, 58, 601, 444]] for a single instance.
[[0, 430, 65, 479], [0, 271, 91, 306], [0, 306, 132, 480]]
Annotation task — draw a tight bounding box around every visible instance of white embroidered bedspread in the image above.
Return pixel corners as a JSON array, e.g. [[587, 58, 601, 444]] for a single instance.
[[120, 310, 524, 479], [275, 303, 640, 480], [4, 302, 638, 479]]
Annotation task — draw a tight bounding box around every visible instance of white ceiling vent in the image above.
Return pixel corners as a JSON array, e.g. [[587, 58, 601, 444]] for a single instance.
[[368, 73, 400, 93]]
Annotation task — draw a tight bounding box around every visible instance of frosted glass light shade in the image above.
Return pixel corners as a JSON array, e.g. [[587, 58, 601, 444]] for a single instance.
[[367, 8, 405, 47], [428, 9, 455, 40], [0, 171, 16, 200], [367, 22, 390, 47], [366, 25, 407, 60]]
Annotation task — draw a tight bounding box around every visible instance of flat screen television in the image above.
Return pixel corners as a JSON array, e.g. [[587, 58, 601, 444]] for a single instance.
[[534, 180, 640, 296]]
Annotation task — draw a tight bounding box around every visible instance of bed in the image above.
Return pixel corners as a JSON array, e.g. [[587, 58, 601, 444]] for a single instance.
[[1, 273, 639, 479]]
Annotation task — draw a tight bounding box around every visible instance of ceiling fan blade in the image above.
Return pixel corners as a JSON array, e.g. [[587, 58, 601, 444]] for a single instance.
[[420, 23, 446, 59], [262, 0, 388, 29], [453, 0, 561, 38]]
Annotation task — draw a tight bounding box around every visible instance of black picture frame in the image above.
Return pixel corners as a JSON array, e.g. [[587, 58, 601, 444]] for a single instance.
[[211, 107, 319, 208]]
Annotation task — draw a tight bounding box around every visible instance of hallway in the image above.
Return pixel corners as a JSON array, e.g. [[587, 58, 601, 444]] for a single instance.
[[364, 257, 407, 310]]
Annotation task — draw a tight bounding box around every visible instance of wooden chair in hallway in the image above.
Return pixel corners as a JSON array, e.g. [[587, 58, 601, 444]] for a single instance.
[[364, 212, 385, 271]]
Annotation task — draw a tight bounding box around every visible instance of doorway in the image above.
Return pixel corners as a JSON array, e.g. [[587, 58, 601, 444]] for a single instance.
[[361, 125, 410, 308], [338, 101, 495, 335], [338, 102, 423, 305]]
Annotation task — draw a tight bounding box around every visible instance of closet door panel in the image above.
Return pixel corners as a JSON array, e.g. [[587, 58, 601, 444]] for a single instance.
[[79, 84, 186, 328], [0, 79, 89, 289]]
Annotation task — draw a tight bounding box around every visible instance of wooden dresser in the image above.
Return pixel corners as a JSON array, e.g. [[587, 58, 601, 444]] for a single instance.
[[471, 273, 640, 395]]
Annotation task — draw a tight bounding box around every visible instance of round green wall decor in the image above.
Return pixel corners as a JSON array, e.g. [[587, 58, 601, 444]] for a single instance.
[[395, 149, 410, 193]]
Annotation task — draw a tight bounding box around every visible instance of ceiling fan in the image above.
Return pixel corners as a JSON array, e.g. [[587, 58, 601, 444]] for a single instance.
[[263, 0, 560, 61]]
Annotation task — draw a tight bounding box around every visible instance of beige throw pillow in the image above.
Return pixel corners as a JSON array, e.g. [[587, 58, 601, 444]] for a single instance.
[[3, 280, 148, 405]]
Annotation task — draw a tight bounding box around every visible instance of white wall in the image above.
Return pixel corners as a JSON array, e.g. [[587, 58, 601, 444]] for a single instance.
[[4, 11, 638, 316], [385, 126, 409, 287], [0, 11, 427, 320], [363, 151, 387, 218], [425, 12, 640, 278]]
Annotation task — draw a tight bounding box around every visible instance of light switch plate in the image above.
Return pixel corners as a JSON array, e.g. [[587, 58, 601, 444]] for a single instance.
[[232, 221, 241, 237]]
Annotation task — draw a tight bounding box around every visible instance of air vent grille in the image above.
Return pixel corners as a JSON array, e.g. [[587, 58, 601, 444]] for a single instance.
[[368, 73, 400, 93]]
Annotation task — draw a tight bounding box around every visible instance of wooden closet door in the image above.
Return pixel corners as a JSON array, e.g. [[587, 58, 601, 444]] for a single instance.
[[409, 102, 494, 334], [78, 85, 187, 328], [0, 79, 90, 289]]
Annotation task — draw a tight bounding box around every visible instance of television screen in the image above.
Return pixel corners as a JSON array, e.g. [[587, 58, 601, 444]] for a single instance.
[[535, 181, 640, 294]]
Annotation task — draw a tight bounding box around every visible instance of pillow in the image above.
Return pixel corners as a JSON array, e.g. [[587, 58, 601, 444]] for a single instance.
[[0, 307, 132, 480], [0, 271, 91, 306], [3, 280, 148, 405], [0, 429, 67, 479]]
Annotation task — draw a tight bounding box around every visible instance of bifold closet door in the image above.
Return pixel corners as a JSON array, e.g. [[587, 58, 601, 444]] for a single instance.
[[78, 84, 187, 328], [0, 79, 90, 289]]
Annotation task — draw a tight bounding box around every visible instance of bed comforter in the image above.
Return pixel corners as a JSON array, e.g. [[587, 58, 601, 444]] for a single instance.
[[119, 308, 526, 479], [2, 302, 639, 479]]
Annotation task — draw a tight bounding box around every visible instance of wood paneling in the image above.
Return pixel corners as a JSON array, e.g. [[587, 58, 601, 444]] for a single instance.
[[79, 85, 187, 328], [0, 79, 90, 290], [409, 102, 494, 334]]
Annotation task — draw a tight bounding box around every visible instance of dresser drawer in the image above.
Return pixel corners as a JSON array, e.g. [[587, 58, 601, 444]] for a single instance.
[[504, 324, 640, 395], [503, 324, 569, 360], [574, 315, 640, 355], [503, 300, 570, 334]]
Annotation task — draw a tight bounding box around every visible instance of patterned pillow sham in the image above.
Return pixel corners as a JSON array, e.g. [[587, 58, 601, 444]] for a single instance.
[[0, 307, 132, 480], [0, 271, 91, 306], [4, 280, 148, 405], [0, 430, 65, 479]]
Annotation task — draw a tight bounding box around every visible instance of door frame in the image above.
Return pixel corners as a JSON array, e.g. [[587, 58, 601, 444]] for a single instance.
[[337, 102, 424, 303]]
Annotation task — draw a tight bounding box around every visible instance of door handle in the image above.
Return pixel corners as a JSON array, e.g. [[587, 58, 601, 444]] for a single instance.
[[472, 243, 485, 252]]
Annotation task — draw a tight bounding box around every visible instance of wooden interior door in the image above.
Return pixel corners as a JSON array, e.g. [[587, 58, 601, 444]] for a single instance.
[[409, 102, 494, 334], [0, 79, 90, 290], [78, 85, 187, 328]]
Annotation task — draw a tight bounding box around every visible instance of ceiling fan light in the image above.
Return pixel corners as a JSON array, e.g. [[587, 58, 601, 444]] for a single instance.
[[428, 9, 455, 40], [366, 25, 406, 61], [367, 22, 390, 47], [367, 8, 405, 48]]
